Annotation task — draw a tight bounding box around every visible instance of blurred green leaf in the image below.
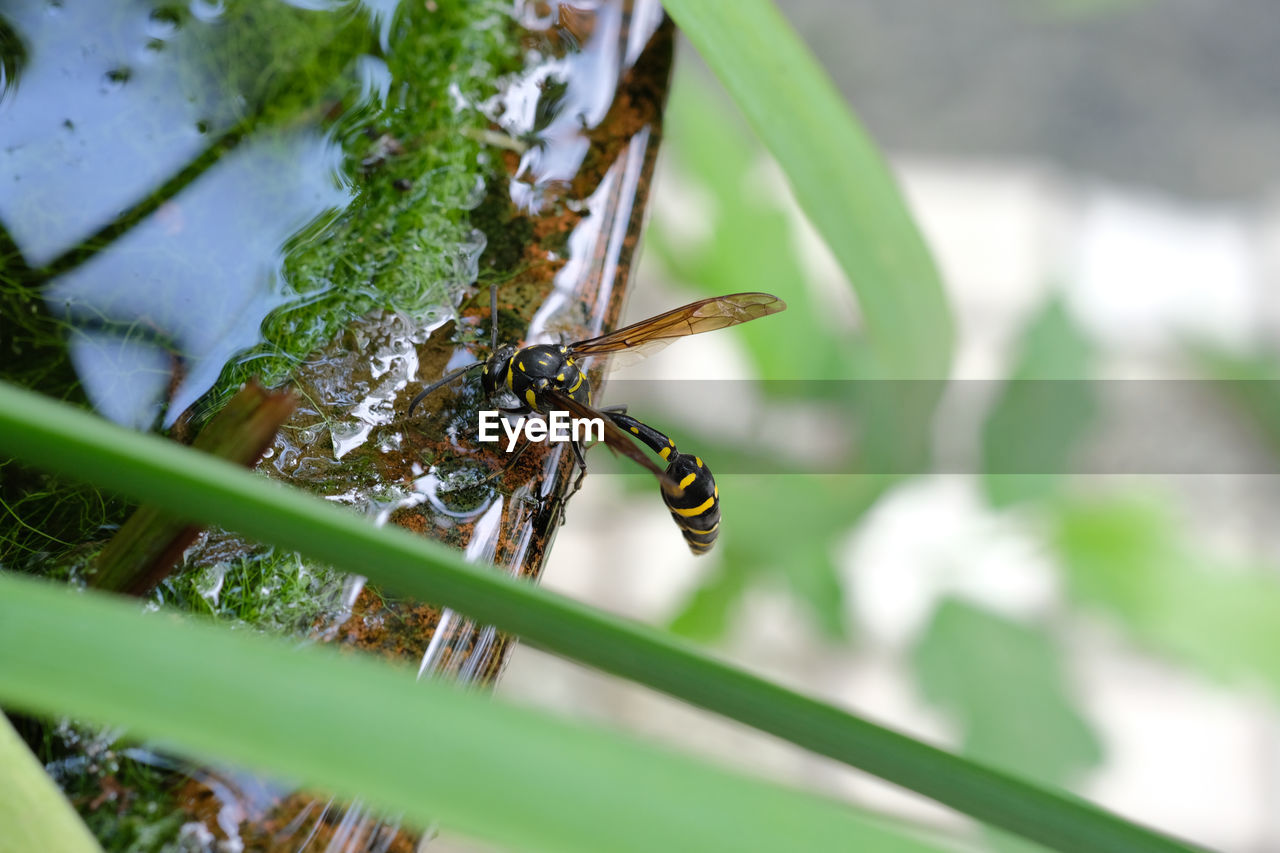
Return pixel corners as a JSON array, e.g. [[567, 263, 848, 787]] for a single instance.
[[982, 299, 1096, 507], [1052, 495, 1280, 691], [652, 72, 854, 383], [0, 572, 952, 853], [1195, 346, 1280, 463], [851, 378, 941, 477], [662, 0, 953, 380], [915, 599, 1102, 782], [0, 714, 102, 853], [670, 475, 883, 643], [783, 539, 851, 641], [653, 0, 958, 648], [914, 598, 1103, 853], [668, 557, 756, 642], [649, 67, 947, 631], [1006, 300, 1093, 381]]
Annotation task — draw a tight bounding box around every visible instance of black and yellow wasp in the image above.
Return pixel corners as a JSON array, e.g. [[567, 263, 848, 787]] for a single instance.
[[407, 288, 785, 553]]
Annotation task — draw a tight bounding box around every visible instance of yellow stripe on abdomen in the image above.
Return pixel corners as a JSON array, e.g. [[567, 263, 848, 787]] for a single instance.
[[670, 495, 716, 517]]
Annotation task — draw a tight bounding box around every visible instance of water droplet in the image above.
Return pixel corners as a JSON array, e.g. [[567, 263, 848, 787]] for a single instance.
[[332, 420, 371, 459], [280, 0, 345, 10], [195, 563, 228, 603], [453, 228, 487, 282], [188, 0, 225, 23], [354, 54, 391, 107], [520, 0, 559, 30], [146, 7, 182, 40], [461, 174, 487, 210], [101, 67, 131, 93]]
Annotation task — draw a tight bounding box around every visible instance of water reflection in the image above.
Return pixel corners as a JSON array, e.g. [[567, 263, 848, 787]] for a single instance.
[[493, 0, 664, 212], [0, 0, 238, 266], [0, 16, 25, 106], [44, 131, 349, 426], [0, 0, 391, 428]]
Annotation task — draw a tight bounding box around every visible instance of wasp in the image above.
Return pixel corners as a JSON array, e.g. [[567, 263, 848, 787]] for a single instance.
[[407, 287, 784, 553]]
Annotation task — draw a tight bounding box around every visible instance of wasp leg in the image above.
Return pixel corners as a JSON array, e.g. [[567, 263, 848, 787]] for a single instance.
[[570, 436, 589, 471], [489, 280, 499, 352], [539, 494, 567, 533], [565, 437, 590, 500], [475, 408, 533, 483], [480, 435, 535, 485], [588, 406, 627, 453]]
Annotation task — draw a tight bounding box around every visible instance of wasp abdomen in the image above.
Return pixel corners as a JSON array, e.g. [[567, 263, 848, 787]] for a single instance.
[[660, 453, 719, 554], [607, 412, 720, 555]]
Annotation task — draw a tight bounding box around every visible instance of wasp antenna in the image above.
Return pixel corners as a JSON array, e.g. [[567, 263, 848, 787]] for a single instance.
[[407, 361, 484, 416], [489, 282, 499, 352]]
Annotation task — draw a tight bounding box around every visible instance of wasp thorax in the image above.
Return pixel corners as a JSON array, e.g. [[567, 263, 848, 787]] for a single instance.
[[502, 343, 590, 412]]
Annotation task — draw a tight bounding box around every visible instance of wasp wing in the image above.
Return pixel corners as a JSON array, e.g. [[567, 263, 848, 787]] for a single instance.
[[542, 389, 682, 493], [567, 292, 785, 367]]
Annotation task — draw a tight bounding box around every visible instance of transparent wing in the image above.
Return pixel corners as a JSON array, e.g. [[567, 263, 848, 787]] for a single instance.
[[542, 389, 681, 492], [567, 292, 785, 370]]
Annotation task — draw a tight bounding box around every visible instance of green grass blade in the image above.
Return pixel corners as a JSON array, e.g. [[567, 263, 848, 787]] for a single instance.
[[0, 713, 103, 853], [0, 382, 1197, 853], [661, 0, 953, 379], [0, 572, 947, 853]]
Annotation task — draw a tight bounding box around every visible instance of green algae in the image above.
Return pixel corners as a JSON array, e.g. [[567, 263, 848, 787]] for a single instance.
[[0, 464, 126, 573], [51, 742, 185, 853], [220, 0, 520, 407], [160, 541, 348, 637]]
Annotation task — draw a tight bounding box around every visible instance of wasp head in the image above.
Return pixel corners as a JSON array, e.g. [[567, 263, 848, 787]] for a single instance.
[[482, 345, 517, 397]]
